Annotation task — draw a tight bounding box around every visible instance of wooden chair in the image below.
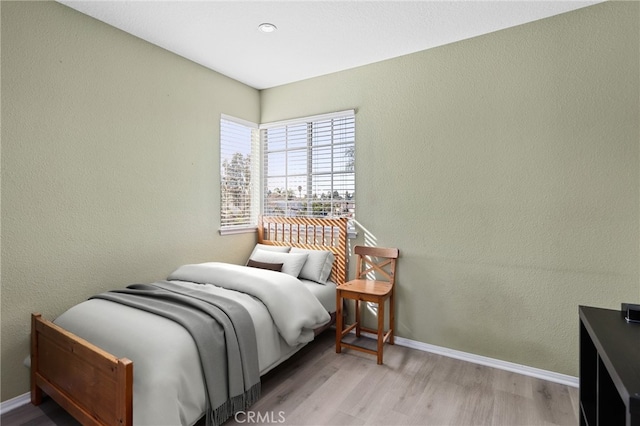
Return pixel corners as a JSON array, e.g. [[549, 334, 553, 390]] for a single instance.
[[335, 245, 399, 364]]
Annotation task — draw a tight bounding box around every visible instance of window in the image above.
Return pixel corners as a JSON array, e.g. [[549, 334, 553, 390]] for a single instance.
[[261, 110, 355, 219], [220, 115, 259, 233]]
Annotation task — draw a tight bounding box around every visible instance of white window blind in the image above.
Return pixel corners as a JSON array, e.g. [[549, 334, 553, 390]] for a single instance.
[[220, 115, 259, 232], [261, 110, 355, 219]]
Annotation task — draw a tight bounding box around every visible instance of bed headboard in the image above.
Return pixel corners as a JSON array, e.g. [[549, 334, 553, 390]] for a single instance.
[[257, 216, 349, 286]]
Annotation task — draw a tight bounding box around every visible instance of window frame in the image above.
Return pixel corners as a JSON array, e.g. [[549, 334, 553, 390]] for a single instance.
[[219, 110, 356, 236], [260, 109, 356, 220], [219, 114, 260, 235]]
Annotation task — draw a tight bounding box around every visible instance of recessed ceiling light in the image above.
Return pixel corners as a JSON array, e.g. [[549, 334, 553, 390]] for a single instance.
[[258, 23, 277, 33]]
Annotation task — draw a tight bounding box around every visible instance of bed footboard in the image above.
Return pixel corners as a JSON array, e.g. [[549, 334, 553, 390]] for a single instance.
[[31, 313, 133, 426]]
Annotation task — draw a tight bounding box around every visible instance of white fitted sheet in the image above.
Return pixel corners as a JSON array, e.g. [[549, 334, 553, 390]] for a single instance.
[[301, 279, 337, 313]]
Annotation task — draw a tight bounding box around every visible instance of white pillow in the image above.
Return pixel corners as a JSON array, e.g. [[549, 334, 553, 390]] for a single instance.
[[247, 244, 290, 264], [250, 249, 309, 278], [290, 248, 335, 284]]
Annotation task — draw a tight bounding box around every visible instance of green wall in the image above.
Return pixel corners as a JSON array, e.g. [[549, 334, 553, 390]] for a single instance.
[[1, 1, 259, 401], [1, 0, 638, 404], [262, 1, 639, 376]]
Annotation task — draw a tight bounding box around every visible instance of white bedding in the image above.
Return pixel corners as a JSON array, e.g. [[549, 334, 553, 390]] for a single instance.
[[168, 262, 330, 346], [302, 279, 336, 312], [53, 263, 334, 426]]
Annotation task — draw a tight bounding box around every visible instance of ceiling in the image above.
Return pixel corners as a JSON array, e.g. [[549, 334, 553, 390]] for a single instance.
[[58, 0, 604, 90]]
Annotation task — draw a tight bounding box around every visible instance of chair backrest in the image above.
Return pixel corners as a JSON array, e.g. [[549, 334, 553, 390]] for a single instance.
[[353, 245, 399, 285]]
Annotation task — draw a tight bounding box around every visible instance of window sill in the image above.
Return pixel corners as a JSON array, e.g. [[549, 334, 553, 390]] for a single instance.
[[219, 226, 257, 236]]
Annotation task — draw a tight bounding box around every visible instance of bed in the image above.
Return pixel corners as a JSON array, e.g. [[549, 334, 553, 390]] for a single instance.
[[30, 216, 348, 426]]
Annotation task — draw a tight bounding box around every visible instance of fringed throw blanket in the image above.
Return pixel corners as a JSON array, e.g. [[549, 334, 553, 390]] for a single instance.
[[92, 280, 260, 426]]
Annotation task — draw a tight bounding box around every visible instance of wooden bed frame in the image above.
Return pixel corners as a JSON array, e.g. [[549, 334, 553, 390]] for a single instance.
[[30, 216, 348, 426]]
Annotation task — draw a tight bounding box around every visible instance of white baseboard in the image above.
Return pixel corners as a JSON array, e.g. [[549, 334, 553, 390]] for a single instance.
[[0, 392, 30, 415], [355, 331, 579, 388], [395, 336, 579, 387]]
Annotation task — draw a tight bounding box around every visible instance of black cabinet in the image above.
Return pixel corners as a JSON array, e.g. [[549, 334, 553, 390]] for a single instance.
[[579, 306, 640, 426]]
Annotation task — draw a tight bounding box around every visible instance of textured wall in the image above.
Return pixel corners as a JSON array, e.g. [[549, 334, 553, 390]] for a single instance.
[[1, 1, 259, 400], [261, 2, 639, 376]]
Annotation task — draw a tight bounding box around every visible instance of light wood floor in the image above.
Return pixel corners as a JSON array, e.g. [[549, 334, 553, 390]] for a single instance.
[[1, 331, 579, 426]]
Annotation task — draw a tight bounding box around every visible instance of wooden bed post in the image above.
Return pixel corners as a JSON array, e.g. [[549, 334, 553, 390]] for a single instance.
[[115, 359, 133, 425], [31, 313, 43, 406], [257, 216, 265, 242]]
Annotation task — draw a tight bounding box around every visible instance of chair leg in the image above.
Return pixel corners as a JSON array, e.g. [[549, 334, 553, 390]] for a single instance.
[[377, 299, 384, 365], [389, 292, 395, 345], [355, 299, 361, 337], [335, 291, 342, 354]]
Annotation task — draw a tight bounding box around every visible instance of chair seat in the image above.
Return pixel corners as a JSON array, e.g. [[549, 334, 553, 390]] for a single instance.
[[338, 279, 392, 297]]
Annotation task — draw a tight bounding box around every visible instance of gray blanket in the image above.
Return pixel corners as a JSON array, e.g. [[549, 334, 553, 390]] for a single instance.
[[91, 280, 260, 426]]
